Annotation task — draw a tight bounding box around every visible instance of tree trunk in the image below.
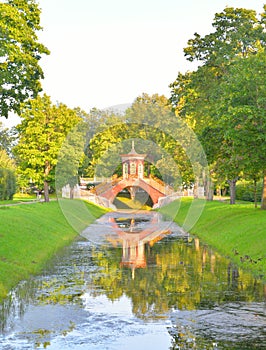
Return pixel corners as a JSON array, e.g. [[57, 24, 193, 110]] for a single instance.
[[44, 180, 50, 202], [44, 160, 51, 203], [228, 179, 237, 205], [261, 170, 266, 210], [193, 177, 199, 199], [205, 178, 214, 201], [70, 187, 74, 199], [253, 179, 257, 208]]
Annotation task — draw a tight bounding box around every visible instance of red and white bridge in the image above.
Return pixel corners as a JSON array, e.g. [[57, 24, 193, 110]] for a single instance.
[[93, 142, 175, 206], [76, 142, 182, 208], [94, 176, 173, 206]]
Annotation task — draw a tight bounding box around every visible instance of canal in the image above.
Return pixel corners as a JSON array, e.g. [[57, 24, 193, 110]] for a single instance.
[[0, 210, 265, 349]]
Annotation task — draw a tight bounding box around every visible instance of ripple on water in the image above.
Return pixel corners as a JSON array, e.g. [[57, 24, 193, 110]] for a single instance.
[[169, 302, 266, 348], [0, 293, 172, 350]]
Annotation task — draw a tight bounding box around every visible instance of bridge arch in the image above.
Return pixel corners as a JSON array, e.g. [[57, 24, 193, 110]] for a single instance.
[[107, 178, 164, 205]]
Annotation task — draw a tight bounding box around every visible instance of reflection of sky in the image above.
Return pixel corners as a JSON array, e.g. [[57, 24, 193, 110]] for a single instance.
[[0, 293, 172, 350], [81, 293, 172, 350], [82, 293, 133, 318], [81, 210, 185, 245]]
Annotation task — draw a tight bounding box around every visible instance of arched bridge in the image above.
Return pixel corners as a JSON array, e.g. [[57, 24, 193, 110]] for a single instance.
[[89, 142, 175, 206], [95, 176, 174, 205]]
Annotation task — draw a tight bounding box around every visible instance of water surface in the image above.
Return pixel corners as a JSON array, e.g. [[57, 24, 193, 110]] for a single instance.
[[0, 211, 265, 349]]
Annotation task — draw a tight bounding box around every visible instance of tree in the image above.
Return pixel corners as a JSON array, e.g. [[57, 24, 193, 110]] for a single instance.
[[218, 52, 266, 207], [0, 0, 49, 118], [78, 94, 207, 199], [56, 122, 86, 199], [0, 148, 15, 170], [0, 168, 16, 200], [0, 122, 15, 155], [170, 5, 266, 204], [184, 6, 265, 65], [0, 148, 16, 200], [14, 95, 81, 202], [125, 93, 196, 188], [80, 108, 125, 178]]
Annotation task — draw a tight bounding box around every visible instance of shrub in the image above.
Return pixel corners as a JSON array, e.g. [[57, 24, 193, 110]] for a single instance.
[[0, 168, 16, 200], [236, 180, 262, 203]]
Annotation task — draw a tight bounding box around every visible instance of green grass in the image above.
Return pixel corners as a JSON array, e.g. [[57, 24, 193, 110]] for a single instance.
[[159, 198, 266, 281], [0, 193, 36, 205], [0, 200, 107, 300], [0, 192, 59, 206]]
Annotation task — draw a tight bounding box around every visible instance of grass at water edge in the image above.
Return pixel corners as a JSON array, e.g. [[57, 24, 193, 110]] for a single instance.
[[159, 197, 266, 282], [0, 200, 108, 301]]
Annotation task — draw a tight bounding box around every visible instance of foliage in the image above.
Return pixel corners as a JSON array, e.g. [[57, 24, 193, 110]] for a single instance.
[[81, 94, 203, 190], [79, 108, 124, 177], [0, 149, 15, 170], [0, 147, 16, 201], [218, 51, 266, 206], [0, 0, 50, 118], [184, 6, 265, 64], [14, 95, 81, 201], [56, 122, 86, 197], [169, 5, 266, 206], [124, 94, 191, 185], [0, 167, 16, 200], [236, 180, 263, 203], [0, 122, 15, 155]]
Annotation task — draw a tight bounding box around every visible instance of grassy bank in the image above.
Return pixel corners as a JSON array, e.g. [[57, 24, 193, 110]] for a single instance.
[[0, 200, 107, 300], [0, 193, 36, 206], [159, 198, 266, 282]]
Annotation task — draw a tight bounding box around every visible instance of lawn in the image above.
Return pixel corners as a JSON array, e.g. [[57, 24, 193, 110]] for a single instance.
[[159, 198, 266, 281], [0, 200, 107, 300]]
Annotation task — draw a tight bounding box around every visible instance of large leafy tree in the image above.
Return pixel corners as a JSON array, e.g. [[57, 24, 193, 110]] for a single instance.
[[56, 121, 87, 199], [184, 6, 265, 64], [0, 0, 49, 118], [170, 5, 266, 205], [83, 94, 205, 192], [125, 93, 195, 188], [14, 95, 81, 202], [218, 51, 266, 207], [79, 108, 125, 178]]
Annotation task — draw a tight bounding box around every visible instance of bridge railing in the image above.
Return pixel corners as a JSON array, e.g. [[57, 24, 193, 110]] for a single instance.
[[94, 177, 122, 195], [143, 177, 174, 195], [80, 177, 113, 185], [94, 182, 113, 195], [82, 175, 174, 197]]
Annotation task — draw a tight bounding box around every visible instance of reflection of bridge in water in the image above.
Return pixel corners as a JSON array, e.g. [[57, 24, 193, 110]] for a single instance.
[[82, 210, 179, 278], [105, 211, 173, 278]]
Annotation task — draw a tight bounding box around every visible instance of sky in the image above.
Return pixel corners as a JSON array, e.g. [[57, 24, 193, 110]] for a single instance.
[[3, 0, 265, 127]]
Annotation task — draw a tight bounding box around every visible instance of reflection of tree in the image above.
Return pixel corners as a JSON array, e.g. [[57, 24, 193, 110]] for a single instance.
[[90, 236, 265, 319]]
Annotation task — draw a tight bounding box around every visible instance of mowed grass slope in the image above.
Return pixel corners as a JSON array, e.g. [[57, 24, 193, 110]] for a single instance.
[[159, 198, 266, 281], [0, 200, 107, 300]]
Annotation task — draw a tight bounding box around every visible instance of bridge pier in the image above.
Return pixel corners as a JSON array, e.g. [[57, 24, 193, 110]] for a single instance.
[[128, 186, 137, 200]]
